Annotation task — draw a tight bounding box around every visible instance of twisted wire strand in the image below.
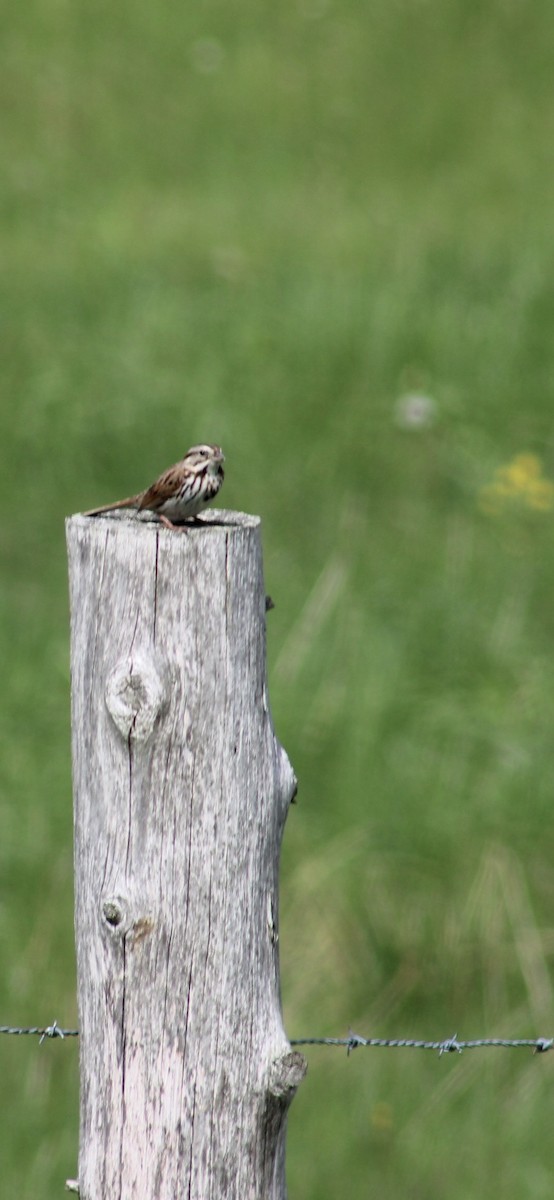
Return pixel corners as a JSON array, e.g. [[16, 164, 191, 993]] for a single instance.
[[1, 1022, 551, 1056], [290, 1032, 554, 1056], [0, 1021, 78, 1043]]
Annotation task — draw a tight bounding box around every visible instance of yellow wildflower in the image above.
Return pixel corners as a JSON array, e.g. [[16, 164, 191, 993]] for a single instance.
[[479, 453, 554, 515]]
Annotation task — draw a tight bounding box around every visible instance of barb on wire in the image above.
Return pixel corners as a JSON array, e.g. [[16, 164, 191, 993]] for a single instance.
[[0, 1020, 79, 1041], [290, 1031, 554, 1057]]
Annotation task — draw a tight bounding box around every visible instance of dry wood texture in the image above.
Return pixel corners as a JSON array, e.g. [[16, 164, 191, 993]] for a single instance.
[[66, 509, 305, 1200]]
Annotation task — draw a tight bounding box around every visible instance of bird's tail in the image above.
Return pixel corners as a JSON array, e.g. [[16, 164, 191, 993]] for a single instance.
[[82, 495, 141, 517]]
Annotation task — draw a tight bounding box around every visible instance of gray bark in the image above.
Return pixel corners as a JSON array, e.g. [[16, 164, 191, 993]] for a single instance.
[[66, 509, 305, 1200]]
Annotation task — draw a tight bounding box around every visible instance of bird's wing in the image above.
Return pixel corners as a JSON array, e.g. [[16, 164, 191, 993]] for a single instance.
[[138, 462, 184, 511]]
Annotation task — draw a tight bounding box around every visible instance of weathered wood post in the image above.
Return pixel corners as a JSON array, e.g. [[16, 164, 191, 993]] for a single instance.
[[66, 509, 305, 1199]]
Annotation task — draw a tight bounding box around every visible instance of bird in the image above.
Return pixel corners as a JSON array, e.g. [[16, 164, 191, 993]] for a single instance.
[[84, 444, 225, 530]]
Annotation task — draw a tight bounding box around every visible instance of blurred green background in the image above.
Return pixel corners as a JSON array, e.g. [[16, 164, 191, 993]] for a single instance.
[[3, 0, 554, 1194]]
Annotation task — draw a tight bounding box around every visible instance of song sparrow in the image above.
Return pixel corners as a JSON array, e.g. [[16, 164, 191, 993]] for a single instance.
[[84, 444, 225, 530]]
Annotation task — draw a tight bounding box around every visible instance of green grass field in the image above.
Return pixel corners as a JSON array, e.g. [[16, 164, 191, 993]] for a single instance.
[[3, 0, 554, 1195]]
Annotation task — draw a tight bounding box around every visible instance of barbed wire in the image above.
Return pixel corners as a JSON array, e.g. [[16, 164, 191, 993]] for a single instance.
[[0, 1021, 78, 1044], [1, 1022, 552, 1057], [290, 1032, 554, 1056]]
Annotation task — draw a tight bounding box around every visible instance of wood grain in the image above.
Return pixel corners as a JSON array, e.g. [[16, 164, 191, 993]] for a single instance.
[[66, 509, 305, 1199]]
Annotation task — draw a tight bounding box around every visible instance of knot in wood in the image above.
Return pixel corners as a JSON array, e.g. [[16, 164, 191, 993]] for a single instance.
[[102, 898, 125, 928], [268, 1049, 307, 1100], [105, 651, 165, 740], [101, 894, 154, 943], [279, 748, 298, 807], [101, 894, 132, 939]]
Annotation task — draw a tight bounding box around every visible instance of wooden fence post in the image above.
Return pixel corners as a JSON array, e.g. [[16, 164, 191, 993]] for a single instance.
[[66, 509, 305, 1200]]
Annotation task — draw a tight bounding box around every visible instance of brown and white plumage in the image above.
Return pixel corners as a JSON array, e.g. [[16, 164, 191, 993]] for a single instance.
[[84, 444, 225, 529]]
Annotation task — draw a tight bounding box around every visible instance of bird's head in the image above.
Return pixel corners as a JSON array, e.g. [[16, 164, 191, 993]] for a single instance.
[[185, 444, 225, 478]]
